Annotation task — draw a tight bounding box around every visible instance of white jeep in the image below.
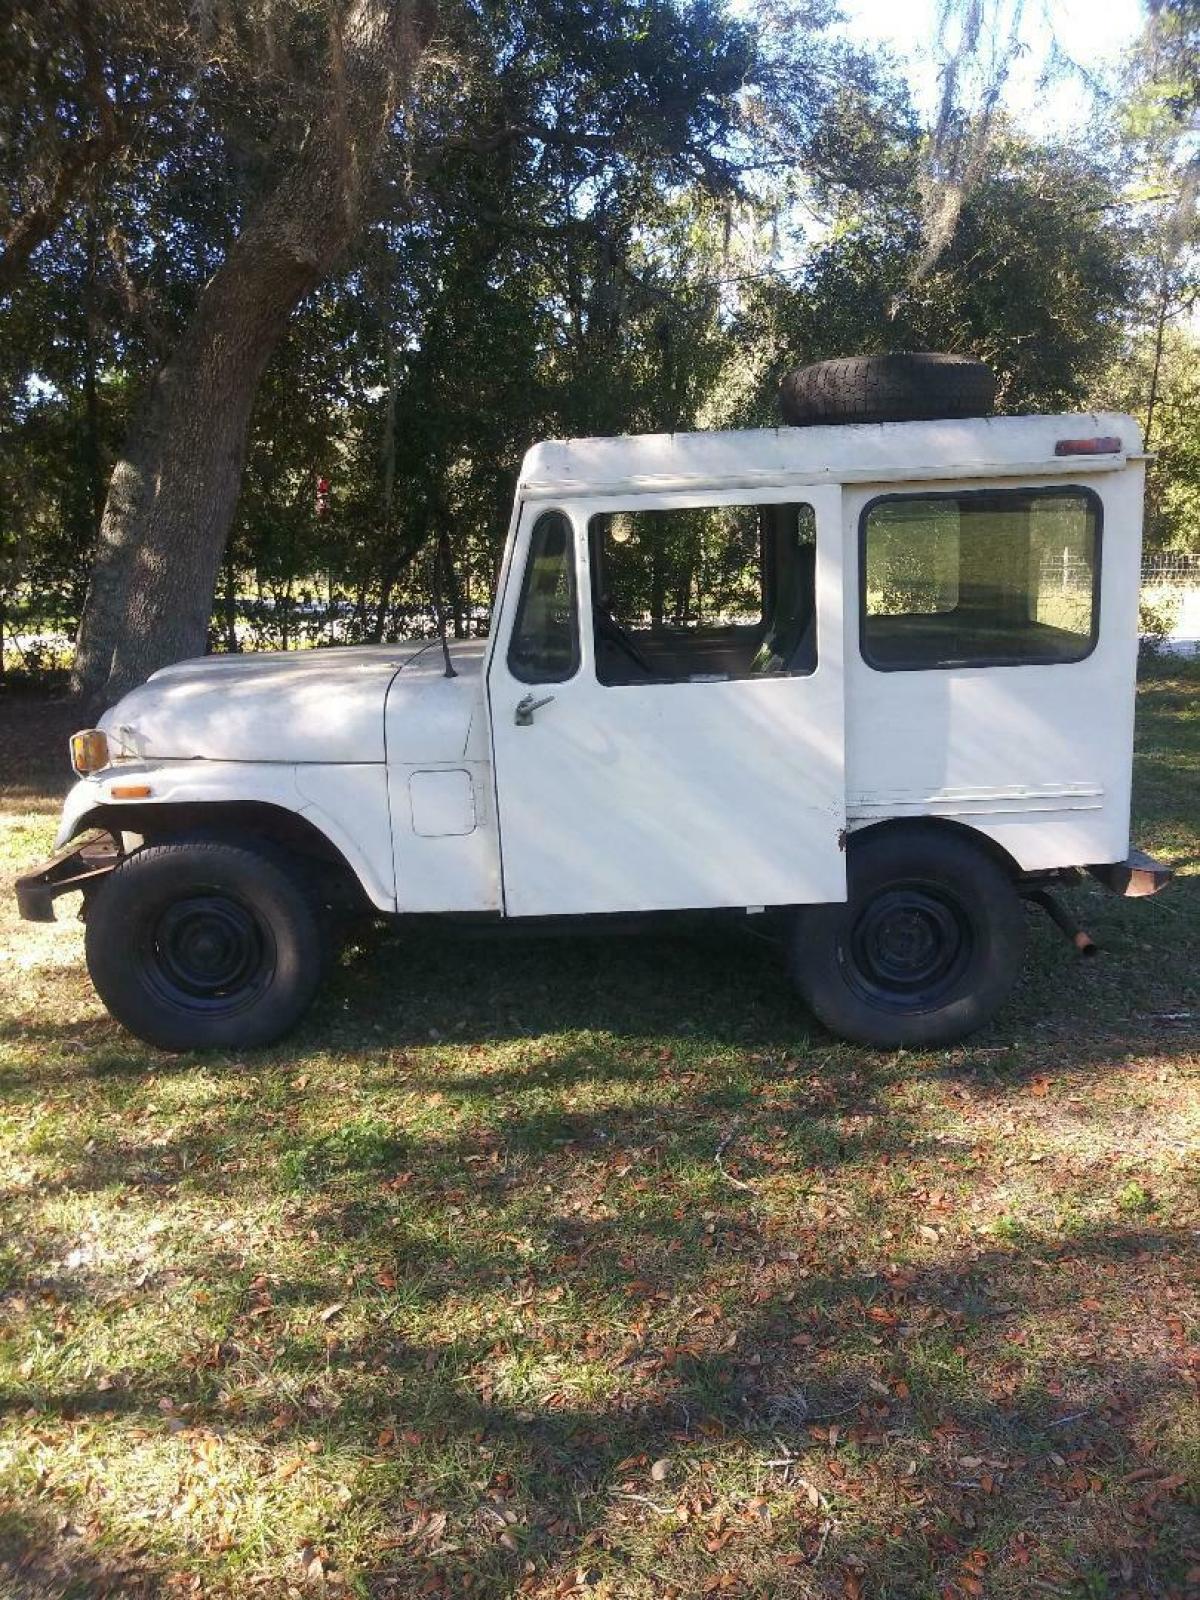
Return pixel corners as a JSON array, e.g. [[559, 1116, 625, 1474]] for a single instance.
[[17, 355, 1171, 1050]]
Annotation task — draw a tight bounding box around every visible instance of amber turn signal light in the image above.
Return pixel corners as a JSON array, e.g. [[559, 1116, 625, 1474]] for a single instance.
[[69, 729, 109, 776]]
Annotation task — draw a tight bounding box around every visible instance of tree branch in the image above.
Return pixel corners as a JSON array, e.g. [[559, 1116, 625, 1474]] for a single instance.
[[0, 0, 125, 298]]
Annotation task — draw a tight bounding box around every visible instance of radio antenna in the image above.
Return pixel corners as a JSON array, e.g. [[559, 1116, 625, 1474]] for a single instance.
[[430, 538, 457, 679]]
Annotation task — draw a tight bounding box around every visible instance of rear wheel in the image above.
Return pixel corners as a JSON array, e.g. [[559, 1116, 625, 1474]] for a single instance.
[[85, 835, 325, 1051], [790, 827, 1026, 1048]]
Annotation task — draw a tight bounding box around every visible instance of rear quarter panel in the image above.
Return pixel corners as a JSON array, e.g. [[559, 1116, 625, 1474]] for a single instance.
[[842, 465, 1144, 870]]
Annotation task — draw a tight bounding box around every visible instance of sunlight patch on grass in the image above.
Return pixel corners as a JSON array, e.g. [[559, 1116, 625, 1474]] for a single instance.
[[1, 664, 1196, 1597]]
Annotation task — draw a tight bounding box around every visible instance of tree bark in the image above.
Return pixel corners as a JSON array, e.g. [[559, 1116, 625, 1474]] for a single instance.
[[82, 216, 106, 543], [72, 0, 435, 707], [1144, 258, 1171, 451]]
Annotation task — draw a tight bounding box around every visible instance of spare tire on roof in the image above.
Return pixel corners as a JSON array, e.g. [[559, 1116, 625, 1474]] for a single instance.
[[779, 352, 996, 427]]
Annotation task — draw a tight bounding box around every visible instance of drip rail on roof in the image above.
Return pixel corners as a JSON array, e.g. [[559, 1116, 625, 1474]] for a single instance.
[[521, 452, 1146, 501]]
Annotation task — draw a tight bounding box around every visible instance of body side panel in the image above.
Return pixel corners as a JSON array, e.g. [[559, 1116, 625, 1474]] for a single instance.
[[386, 760, 501, 913], [383, 646, 500, 912], [487, 485, 848, 915], [842, 465, 1144, 871]]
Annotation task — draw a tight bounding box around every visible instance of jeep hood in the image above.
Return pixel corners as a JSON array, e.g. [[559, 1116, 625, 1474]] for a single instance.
[[100, 640, 483, 765]]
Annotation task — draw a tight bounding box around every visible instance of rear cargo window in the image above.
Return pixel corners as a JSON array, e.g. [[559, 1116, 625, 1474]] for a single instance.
[[861, 488, 1100, 670]]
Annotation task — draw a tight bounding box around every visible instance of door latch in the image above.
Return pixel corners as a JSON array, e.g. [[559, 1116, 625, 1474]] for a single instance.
[[514, 693, 555, 726]]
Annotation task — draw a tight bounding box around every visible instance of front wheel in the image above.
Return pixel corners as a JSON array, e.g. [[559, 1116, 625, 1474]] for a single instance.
[[85, 836, 325, 1051], [789, 827, 1026, 1048]]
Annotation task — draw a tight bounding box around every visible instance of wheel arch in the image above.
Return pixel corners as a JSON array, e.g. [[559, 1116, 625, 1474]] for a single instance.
[[67, 800, 377, 912], [846, 815, 1024, 881], [795, 814, 1029, 1047]]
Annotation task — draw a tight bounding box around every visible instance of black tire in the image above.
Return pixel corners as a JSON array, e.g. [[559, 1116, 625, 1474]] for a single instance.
[[84, 835, 325, 1051], [789, 826, 1026, 1049], [779, 353, 996, 427]]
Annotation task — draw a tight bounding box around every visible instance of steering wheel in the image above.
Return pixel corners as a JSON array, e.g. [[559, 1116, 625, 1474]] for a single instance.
[[593, 601, 655, 676]]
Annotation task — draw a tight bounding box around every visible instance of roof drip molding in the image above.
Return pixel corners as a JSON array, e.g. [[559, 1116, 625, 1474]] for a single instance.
[[517, 413, 1144, 501], [522, 456, 1133, 500]]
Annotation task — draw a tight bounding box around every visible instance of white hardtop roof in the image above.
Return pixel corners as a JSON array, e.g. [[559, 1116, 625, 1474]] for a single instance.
[[518, 411, 1143, 499]]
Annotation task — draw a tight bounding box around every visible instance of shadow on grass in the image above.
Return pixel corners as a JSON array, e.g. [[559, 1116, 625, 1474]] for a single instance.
[[1, 957, 1195, 1593], [2, 1217, 1194, 1598], [1, 901, 1195, 1089], [0, 1502, 160, 1599], [2, 662, 1196, 1595]]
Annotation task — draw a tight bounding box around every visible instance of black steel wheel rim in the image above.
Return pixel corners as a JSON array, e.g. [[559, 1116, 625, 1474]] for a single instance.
[[142, 892, 275, 1014], [843, 882, 973, 1012]]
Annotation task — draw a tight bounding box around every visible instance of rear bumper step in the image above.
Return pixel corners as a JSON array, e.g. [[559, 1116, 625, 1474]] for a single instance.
[[1087, 849, 1173, 899], [15, 831, 122, 923]]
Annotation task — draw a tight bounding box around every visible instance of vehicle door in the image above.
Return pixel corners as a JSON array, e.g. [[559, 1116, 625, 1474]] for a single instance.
[[486, 486, 847, 916]]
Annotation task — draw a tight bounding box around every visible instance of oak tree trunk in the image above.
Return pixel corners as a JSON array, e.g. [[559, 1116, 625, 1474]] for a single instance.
[[72, 0, 435, 708]]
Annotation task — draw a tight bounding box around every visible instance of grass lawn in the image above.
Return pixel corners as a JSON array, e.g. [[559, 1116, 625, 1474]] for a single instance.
[[0, 664, 1196, 1600]]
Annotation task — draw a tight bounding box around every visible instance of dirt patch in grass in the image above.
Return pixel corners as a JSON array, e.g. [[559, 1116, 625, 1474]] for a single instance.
[[0, 684, 79, 813], [0, 662, 1196, 1599]]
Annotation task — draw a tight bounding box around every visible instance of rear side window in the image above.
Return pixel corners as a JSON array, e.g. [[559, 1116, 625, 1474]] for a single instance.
[[507, 510, 580, 683], [861, 488, 1100, 670]]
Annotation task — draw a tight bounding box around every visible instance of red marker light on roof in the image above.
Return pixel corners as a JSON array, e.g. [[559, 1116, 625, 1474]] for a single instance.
[[1054, 436, 1122, 456]]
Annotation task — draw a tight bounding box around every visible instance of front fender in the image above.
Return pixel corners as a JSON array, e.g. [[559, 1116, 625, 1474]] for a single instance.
[[55, 760, 396, 912]]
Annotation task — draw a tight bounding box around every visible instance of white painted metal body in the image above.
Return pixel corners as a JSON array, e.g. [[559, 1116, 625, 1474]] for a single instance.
[[487, 482, 847, 914], [63, 411, 1144, 916]]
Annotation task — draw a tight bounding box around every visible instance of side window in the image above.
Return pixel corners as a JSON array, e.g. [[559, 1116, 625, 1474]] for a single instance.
[[861, 489, 1100, 670], [589, 501, 817, 685], [507, 511, 580, 683]]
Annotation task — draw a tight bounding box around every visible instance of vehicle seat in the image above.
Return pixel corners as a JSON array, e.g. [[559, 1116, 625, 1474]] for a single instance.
[[751, 543, 816, 675]]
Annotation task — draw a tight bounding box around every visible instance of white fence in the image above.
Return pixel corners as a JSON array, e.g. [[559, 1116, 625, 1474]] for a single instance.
[[1142, 553, 1200, 655]]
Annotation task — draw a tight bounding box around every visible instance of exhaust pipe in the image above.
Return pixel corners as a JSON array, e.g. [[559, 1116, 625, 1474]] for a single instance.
[[1026, 889, 1099, 956]]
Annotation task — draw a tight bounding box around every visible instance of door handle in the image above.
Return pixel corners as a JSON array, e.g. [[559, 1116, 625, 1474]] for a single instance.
[[514, 693, 555, 726]]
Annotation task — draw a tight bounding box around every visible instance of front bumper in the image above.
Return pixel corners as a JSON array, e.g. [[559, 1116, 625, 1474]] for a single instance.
[[15, 830, 122, 922], [1087, 849, 1174, 898]]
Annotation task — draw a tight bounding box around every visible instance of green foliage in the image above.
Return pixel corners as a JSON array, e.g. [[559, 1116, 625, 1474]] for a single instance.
[[1109, 0, 1199, 557], [597, 503, 764, 630], [1116, 1179, 1156, 1215], [1139, 593, 1182, 659], [1, 0, 1197, 677], [276, 1118, 406, 1190], [738, 134, 1135, 421], [1100, 325, 1200, 551]]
